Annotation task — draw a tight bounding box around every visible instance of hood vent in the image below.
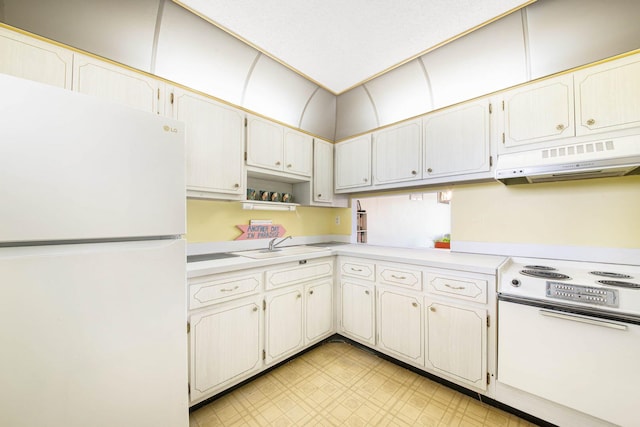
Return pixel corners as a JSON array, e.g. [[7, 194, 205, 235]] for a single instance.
[[495, 135, 640, 185]]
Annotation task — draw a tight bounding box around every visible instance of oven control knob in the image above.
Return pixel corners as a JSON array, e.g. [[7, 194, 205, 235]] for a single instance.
[[511, 279, 521, 287]]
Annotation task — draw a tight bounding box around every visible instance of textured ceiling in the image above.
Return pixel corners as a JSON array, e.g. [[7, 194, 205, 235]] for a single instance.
[[173, 0, 534, 94]]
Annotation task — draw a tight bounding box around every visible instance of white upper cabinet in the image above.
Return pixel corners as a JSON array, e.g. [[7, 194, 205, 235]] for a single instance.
[[373, 119, 422, 184], [574, 54, 640, 136], [73, 53, 162, 115], [502, 74, 575, 149], [246, 116, 312, 177], [313, 139, 334, 203], [172, 87, 244, 199], [0, 26, 73, 89], [283, 128, 313, 176], [334, 135, 372, 191], [423, 99, 492, 179]]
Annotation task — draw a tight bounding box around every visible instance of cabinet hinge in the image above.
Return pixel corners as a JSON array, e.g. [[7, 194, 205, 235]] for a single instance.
[[486, 315, 490, 328], [244, 117, 248, 127], [170, 92, 174, 105], [489, 156, 493, 167], [487, 373, 491, 385], [263, 299, 266, 311], [188, 383, 190, 395], [245, 152, 248, 161], [502, 133, 505, 144], [187, 322, 190, 334], [489, 103, 492, 114], [501, 100, 505, 110], [262, 349, 266, 360], [157, 88, 160, 100]]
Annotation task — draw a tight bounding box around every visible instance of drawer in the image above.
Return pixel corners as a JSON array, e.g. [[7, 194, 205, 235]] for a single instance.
[[426, 273, 487, 303], [265, 258, 333, 290], [340, 258, 375, 281], [189, 272, 263, 309], [377, 263, 422, 291]]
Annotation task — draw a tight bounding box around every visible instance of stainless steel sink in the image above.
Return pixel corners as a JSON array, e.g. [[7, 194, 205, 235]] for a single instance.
[[230, 245, 329, 259]]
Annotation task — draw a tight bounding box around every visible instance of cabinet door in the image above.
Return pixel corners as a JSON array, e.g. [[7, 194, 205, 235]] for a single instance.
[[305, 279, 334, 344], [173, 88, 244, 197], [503, 74, 575, 148], [313, 139, 334, 203], [265, 286, 304, 364], [283, 129, 313, 176], [575, 54, 640, 136], [373, 119, 422, 184], [0, 27, 73, 89], [72, 54, 161, 114], [340, 280, 375, 345], [189, 296, 263, 403], [425, 301, 487, 391], [377, 288, 424, 365], [246, 116, 284, 172], [423, 100, 491, 178], [334, 135, 372, 190]]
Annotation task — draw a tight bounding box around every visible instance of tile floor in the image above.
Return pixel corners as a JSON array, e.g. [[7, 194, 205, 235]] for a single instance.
[[189, 341, 539, 427]]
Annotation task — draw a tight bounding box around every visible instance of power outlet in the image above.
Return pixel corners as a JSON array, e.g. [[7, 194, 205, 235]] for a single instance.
[[335, 215, 341, 225]]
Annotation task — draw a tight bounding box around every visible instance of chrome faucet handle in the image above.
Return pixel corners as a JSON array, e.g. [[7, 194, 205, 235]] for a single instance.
[[270, 235, 292, 250]]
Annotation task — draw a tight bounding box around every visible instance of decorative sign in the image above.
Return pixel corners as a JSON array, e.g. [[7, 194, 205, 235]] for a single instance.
[[236, 224, 287, 240]]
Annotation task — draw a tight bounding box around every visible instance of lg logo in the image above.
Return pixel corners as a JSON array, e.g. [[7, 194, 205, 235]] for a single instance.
[[163, 125, 178, 133]]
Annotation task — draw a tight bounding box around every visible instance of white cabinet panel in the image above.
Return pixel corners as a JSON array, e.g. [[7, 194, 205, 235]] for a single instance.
[[425, 301, 487, 391], [265, 259, 333, 290], [0, 26, 73, 89], [373, 119, 422, 184], [377, 288, 424, 365], [574, 54, 640, 136], [284, 128, 313, 176], [73, 53, 161, 114], [246, 115, 284, 172], [423, 99, 491, 179], [305, 279, 334, 344], [189, 296, 263, 402], [189, 271, 262, 309], [340, 280, 375, 345], [313, 139, 334, 203], [265, 286, 304, 365], [503, 74, 575, 149], [172, 88, 244, 199], [334, 135, 372, 190]]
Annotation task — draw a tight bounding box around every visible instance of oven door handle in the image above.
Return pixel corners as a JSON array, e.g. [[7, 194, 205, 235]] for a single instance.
[[539, 309, 628, 331]]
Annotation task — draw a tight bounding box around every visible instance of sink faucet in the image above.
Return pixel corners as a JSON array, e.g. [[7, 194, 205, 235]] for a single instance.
[[269, 235, 292, 251]]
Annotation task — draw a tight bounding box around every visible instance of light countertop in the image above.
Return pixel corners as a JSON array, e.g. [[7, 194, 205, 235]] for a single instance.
[[187, 244, 508, 278]]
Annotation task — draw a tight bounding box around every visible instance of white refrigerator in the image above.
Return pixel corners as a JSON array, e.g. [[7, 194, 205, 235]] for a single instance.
[[0, 75, 188, 427]]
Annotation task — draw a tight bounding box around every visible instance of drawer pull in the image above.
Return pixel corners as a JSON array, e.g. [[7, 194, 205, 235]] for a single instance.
[[391, 274, 407, 280], [220, 286, 240, 292], [351, 267, 363, 272], [444, 284, 465, 290]]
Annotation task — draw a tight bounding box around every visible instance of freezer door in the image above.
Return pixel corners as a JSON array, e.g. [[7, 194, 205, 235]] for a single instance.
[[0, 239, 188, 427], [0, 74, 185, 243]]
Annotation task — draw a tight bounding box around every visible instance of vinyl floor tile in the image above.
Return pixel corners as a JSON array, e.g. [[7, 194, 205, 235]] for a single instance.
[[189, 341, 537, 427]]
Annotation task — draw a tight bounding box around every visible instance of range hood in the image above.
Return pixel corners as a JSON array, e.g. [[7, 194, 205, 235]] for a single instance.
[[495, 134, 640, 185]]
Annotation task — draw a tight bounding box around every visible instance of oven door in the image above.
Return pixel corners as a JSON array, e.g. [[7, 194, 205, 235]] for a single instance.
[[498, 298, 640, 427]]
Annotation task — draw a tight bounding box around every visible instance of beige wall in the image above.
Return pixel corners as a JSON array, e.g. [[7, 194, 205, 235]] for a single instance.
[[186, 199, 351, 243], [451, 176, 640, 248]]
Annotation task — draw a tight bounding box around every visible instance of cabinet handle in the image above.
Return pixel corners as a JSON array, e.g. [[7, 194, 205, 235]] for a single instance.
[[252, 306, 258, 312], [296, 293, 302, 299], [287, 164, 292, 168], [556, 124, 565, 131], [427, 168, 433, 173], [275, 161, 281, 166], [391, 274, 407, 280], [411, 170, 417, 175], [233, 183, 240, 188], [429, 306, 436, 312], [365, 290, 370, 295], [317, 193, 322, 198], [350, 267, 363, 272], [412, 302, 418, 308], [444, 284, 465, 290], [309, 290, 314, 295], [220, 286, 239, 292], [363, 178, 368, 182], [586, 118, 596, 126]]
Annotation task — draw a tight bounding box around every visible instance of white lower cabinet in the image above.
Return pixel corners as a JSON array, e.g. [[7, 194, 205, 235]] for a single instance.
[[425, 300, 488, 391], [305, 279, 334, 344], [188, 295, 263, 403], [376, 287, 424, 365], [339, 279, 375, 345], [265, 285, 305, 365]]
